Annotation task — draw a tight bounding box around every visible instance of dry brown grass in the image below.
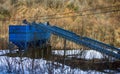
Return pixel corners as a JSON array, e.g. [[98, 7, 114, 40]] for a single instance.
[[0, 0, 120, 49]]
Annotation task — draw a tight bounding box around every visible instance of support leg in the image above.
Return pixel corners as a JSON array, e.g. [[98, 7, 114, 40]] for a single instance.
[[63, 39, 66, 68]]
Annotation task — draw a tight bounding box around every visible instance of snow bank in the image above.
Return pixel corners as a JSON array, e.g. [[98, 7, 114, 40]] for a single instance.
[[80, 50, 104, 59], [52, 50, 104, 60], [0, 49, 20, 56], [53, 50, 81, 56], [0, 50, 9, 55]]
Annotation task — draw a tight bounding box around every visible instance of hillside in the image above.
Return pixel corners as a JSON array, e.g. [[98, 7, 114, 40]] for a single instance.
[[0, 0, 120, 49]]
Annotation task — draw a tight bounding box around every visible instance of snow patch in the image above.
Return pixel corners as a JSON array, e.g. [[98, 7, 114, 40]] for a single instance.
[[52, 50, 104, 60], [80, 50, 104, 59], [53, 50, 81, 56], [0, 50, 9, 55]]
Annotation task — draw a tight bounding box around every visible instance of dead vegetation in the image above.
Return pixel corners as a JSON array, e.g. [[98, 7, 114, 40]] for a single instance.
[[0, 0, 120, 49]]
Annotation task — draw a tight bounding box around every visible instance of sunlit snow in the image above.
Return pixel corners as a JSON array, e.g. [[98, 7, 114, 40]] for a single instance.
[[0, 50, 105, 74], [53, 50, 104, 60]]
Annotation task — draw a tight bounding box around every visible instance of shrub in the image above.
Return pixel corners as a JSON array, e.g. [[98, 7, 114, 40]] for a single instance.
[[0, 7, 11, 18]]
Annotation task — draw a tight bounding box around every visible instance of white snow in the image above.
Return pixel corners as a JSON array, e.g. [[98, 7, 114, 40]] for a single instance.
[[53, 50, 81, 56], [0, 49, 119, 74], [80, 50, 104, 59], [0, 56, 105, 74], [0, 49, 20, 55], [0, 50, 9, 55], [52, 50, 104, 60], [0, 50, 106, 74]]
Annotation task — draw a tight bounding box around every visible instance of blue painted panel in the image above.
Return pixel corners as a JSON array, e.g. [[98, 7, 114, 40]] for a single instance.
[[9, 24, 51, 50], [9, 25, 30, 33]]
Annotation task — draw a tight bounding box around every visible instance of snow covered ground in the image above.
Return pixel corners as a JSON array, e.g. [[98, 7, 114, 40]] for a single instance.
[[0, 56, 104, 74], [0, 49, 119, 74]]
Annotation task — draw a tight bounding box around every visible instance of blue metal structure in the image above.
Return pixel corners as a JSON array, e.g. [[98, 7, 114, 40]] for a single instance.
[[9, 24, 51, 50], [9, 20, 120, 59]]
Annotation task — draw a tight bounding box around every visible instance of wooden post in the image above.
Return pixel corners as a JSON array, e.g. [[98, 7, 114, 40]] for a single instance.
[[63, 39, 66, 68]]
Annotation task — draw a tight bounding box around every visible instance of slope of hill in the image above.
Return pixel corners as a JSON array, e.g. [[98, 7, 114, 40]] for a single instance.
[[0, 0, 120, 48]]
